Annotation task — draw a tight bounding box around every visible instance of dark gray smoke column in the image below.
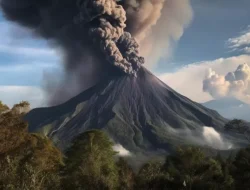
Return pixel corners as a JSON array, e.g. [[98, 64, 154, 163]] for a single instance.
[[0, 0, 144, 77], [75, 0, 144, 76], [0, 0, 193, 106]]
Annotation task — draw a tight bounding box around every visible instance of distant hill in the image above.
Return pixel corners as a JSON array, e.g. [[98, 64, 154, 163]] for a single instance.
[[203, 97, 250, 122]]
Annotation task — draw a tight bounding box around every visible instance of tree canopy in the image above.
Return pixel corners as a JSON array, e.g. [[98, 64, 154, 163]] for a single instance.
[[0, 100, 249, 190], [0, 104, 63, 190], [163, 146, 233, 190], [231, 147, 250, 190], [63, 130, 119, 190], [0, 101, 9, 114]]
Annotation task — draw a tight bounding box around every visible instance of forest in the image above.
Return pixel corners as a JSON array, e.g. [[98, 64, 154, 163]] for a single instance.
[[0, 101, 250, 190]]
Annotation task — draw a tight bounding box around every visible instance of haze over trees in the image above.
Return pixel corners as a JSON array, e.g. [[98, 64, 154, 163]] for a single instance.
[[0, 100, 250, 190]]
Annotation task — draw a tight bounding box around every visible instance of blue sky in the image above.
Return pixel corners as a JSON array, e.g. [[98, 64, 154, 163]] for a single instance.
[[1, 0, 250, 107], [158, 0, 250, 72]]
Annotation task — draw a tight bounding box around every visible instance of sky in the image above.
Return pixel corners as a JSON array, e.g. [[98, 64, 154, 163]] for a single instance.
[[0, 0, 250, 108]]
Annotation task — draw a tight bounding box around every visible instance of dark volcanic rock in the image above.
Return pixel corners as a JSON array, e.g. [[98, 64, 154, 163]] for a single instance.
[[25, 67, 227, 152]]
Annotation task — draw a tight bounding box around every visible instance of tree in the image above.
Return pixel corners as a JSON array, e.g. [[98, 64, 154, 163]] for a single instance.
[[0, 111, 29, 153], [63, 130, 119, 190], [0, 101, 9, 114], [0, 135, 63, 190], [117, 158, 135, 190], [231, 147, 250, 190], [163, 146, 233, 190], [0, 106, 63, 190], [215, 153, 234, 190], [224, 119, 250, 142], [136, 161, 170, 190], [11, 101, 30, 115]]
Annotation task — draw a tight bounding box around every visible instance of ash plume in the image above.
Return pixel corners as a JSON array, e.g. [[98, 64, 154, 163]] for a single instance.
[[1, 0, 144, 76], [124, 0, 193, 66], [75, 0, 144, 76], [1, 0, 193, 105]]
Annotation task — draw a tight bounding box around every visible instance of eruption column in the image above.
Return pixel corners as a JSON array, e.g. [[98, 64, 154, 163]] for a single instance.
[[75, 0, 144, 76]]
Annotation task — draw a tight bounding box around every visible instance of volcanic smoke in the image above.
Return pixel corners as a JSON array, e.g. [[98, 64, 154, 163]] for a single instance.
[[1, 0, 144, 76], [75, 0, 144, 76], [1, 0, 193, 105]]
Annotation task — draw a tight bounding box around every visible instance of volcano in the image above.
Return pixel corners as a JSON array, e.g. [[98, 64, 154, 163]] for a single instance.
[[25, 67, 228, 152]]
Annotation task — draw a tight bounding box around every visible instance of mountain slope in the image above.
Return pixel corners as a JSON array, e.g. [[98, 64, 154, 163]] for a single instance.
[[203, 98, 250, 122], [25, 67, 227, 152]]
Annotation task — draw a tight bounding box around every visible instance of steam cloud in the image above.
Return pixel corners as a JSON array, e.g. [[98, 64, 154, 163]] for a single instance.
[[203, 63, 250, 103], [165, 125, 233, 150], [203, 127, 232, 150], [1, 0, 193, 105], [113, 144, 131, 157]]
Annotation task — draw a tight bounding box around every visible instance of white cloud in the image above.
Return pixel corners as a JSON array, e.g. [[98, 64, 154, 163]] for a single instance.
[[243, 46, 250, 54], [203, 126, 232, 150], [0, 21, 57, 58], [0, 61, 58, 72], [0, 45, 56, 57], [0, 22, 61, 91], [227, 26, 250, 53], [0, 22, 33, 41], [163, 125, 233, 150], [203, 68, 230, 98], [158, 55, 250, 103], [0, 86, 45, 108], [203, 63, 250, 103], [113, 144, 131, 157]]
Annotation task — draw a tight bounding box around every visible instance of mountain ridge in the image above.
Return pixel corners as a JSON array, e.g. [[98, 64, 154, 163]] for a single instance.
[[203, 97, 250, 122]]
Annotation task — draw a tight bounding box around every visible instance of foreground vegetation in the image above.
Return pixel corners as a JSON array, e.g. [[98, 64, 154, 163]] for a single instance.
[[0, 102, 250, 190]]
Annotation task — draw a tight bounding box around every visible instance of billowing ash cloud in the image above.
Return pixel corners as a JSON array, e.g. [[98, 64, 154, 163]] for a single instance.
[[1, 0, 144, 76], [125, 0, 193, 66], [1, 0, 193, 105], [77, 0, 145, 76], [203, 63, 250, 102]]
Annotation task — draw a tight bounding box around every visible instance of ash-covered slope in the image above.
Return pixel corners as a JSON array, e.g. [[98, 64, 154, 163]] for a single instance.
[[25, 67, 227, 152]]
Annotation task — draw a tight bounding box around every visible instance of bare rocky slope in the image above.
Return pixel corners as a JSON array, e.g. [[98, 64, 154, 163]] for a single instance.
[[25, 67, 228, 152]]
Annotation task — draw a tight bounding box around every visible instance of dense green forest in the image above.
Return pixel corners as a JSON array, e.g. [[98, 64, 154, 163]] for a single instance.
[[0, 101, 250, 190]]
